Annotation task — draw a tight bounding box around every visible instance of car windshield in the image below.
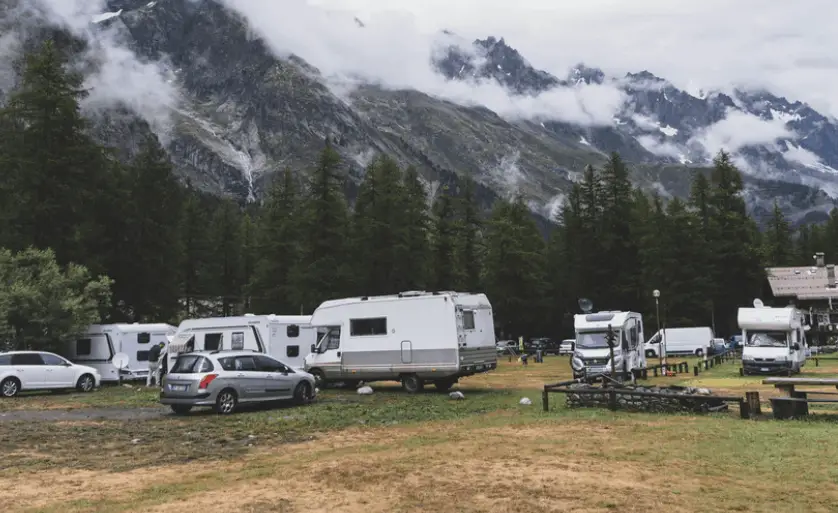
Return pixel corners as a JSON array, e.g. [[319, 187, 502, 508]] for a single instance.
[[746, 331, 788, 348], [171, 355, 213, 373], [576, 331, 615, 349]]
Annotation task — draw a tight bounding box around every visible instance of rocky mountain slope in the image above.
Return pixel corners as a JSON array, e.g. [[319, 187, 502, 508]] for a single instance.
[[3, 0, 836, 225]]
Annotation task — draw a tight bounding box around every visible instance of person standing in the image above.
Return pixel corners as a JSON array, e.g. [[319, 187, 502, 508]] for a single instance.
[[146, 342, 164, 387]]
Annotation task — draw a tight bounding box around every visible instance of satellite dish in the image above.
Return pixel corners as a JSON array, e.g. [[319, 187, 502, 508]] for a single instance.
[[112, 352, 130, 370], [578, 298, 594, 314], [753, 298, 764, 308]]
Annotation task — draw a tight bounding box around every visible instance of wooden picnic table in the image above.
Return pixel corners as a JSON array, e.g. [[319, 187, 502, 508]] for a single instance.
[[762, 378, 838, 419]]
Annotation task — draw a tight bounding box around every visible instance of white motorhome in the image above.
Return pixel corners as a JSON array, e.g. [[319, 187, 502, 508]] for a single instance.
[[644, 327, 714, 357], [571, 311, 646, 378], [62, 323, 176, 382], [166, 315, 316, 371], [304, 291, 497, 393], [738, 306, 808, 375]]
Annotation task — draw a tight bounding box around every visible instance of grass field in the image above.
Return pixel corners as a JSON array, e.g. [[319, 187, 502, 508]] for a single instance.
[[3, 355, 838, 512]]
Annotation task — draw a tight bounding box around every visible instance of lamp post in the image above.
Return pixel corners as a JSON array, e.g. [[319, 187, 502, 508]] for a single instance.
[[653, 289, 663, 371]]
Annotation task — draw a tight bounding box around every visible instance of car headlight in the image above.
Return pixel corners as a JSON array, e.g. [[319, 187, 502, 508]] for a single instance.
[[571, 354, 584, 371]]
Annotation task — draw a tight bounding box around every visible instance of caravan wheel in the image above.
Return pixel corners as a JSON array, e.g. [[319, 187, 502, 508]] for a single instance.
[[402, 374, 424, 394]]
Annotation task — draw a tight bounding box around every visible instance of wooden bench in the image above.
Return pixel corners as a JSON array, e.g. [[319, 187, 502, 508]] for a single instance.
[[763, 378, 838, 419]]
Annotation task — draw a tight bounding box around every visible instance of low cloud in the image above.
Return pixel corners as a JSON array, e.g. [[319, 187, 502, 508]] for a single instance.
[[0, 0, 178, 134], [689, 109, 794, 156], [218, 0, 626, 126]]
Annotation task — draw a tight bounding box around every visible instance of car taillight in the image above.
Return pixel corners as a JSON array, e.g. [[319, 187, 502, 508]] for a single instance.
[[198, 374, 218, 389]]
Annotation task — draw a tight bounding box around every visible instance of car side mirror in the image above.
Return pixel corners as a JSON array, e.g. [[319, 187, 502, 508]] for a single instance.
[[792, 343, 801, 351], [63, 362, 72, 366], [310, 344, 316, 354]]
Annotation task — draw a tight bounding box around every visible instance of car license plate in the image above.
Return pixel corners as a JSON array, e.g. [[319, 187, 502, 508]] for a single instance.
[[760, 368, 769, 372], [169, 384, 188, 392]]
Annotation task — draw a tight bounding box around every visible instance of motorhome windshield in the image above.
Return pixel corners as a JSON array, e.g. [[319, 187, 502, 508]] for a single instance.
[[575, 331, 618, 349], [745, 330, 788, 348], [315, 327, 340, 351]]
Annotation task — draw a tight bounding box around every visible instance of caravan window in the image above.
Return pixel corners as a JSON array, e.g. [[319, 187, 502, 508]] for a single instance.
[[76, 338, 92, 356], [231, 332, 244, 350], [463, 311, 475, 330], [287, 325, 300, 338], [137, 333, 150, 344], [287, 345, 300, 358], [204, 333, 222, 351], [350, 318, 387, 337], [137, 351, 149, 362]]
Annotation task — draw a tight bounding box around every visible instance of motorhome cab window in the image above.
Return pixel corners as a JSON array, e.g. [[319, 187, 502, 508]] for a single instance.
[[287, 325, 299, 338], [576, 332, 612, 349], [137, 332, 150, 344], [746, 331, 788, 348], [463, 311, 475, 330], [205, 333, 222, 351], [350, 317, 387, 336], [76, 338, 92, 356], [137, 350, 150, 362], [287, 345, 300, 358]]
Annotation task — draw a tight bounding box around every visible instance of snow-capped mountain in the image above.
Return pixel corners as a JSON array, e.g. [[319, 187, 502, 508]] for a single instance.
[[2, 0, 835, 225]]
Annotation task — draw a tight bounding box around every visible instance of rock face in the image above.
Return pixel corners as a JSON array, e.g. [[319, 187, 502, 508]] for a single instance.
[[565, 384, 729, 414], [2, 0, 836, 225]]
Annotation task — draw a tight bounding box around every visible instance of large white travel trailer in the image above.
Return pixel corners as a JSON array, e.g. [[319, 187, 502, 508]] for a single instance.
[[166, 315, 316, 371], [738, 304, 808, 375], [571, 311, 646, 378], [62, 323, 176, 382], [304, 291, 498, 393], [644, 327, 715, 357]]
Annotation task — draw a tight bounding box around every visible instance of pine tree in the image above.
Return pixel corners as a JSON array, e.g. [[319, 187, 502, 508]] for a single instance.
[[455, 178, 483, 292], [599, 153, 639, 307], [249, 169, 301, 314], [0, 40, 111, 271], [352, 155, 405, 295], [659, 198, 706, 327], [396, 166, 430, 291], [430, 187, 459, 290], [239, 212, 257, 310], [763, 201, 794, 266], [117, 135, 183, 322], [483, 197, 546, 337], [179, 187, 211, 317], [295, 145, 352, 311], [208, 200, 243, 316]]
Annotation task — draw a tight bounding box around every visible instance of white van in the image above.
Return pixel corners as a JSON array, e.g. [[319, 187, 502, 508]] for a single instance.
[[166, 315, 316, 371], [304, 291, 497, 392], [644, 327, 714, 358], [62, 323, 176, 382], [738, 306, 808, 375], [571, 311, 646, 378]]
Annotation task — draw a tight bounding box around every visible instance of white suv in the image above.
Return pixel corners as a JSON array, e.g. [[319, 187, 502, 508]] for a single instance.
[[0, 351, 102, 397]]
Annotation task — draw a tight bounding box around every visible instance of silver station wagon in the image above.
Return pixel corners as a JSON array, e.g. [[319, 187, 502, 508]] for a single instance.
[[160, 350, 316, 415]]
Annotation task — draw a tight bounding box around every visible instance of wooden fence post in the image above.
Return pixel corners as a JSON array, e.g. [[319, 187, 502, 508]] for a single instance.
[[745, 391, 761, 415]]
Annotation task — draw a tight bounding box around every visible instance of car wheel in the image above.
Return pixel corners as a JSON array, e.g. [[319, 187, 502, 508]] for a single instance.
[[645, 350, 656, 358], [293, 381, 313, 405], [1, 377, 20, 398], [76, 374, 95, 393], [170, 404, 193, 415], [695, 348, 704, 357], [401, 374, 424, 394], [215, 389, 238, 414]]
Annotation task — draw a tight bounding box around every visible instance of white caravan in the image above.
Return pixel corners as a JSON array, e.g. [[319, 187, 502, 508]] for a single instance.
[[166, 315, 316, 371], [571, 311, 646, 378], [644, 327, 714, 358], [738, 306, 808, 375], [62, 323, 176, 382], [304, 291, 497, 393]]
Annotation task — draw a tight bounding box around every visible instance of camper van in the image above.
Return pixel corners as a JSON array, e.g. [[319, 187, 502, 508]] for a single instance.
[[571, 311, 646, 378], [738, 305, 808, 375], [304, 291, 497, 393], [166, 315, 316, 371], [62, 323, 176, 382], [644, 327, 714, 357]]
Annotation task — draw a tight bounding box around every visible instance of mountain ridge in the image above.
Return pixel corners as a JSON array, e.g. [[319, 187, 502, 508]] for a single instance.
[[2, 0, 835, 226]]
